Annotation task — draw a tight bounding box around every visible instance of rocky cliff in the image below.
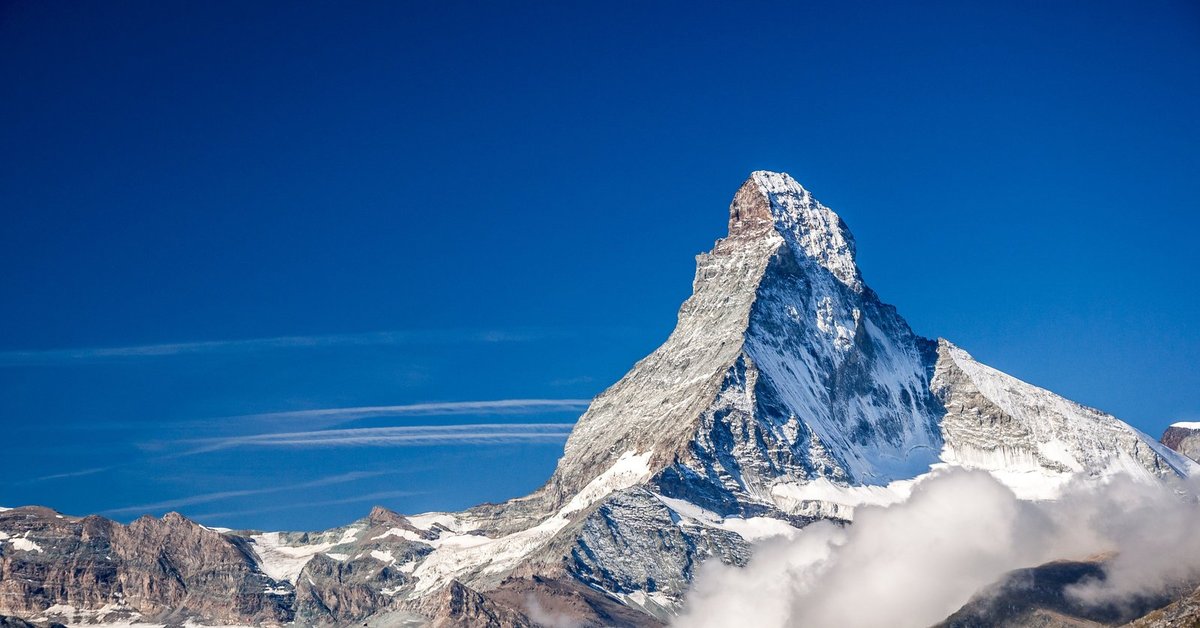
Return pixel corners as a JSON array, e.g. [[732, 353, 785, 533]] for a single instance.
[[1161, 423, 1200, 463]]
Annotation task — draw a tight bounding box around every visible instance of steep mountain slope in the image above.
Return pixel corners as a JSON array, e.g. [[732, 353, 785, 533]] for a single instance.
[[1126, 583, 1200, 628], [1, 171, 1194, 627], [545, 172, 945, 517], [934, 341, 1194, 498]]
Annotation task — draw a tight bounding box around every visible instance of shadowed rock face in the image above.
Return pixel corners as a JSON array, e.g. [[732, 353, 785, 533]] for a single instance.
[[1161, 425, 1200, 463], [2, 172, 1197, 627], [936, 560, 1200, 628], [936, 560, 1182, 628], [1126, 584, 1200, 628]]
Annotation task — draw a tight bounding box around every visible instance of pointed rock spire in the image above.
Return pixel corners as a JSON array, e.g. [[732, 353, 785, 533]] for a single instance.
[[739, 171, 863, 291]]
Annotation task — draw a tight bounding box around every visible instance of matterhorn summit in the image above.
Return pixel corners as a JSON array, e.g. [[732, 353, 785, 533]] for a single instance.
[[0, 171, 1194, 627], [546, 171, 946, 517]]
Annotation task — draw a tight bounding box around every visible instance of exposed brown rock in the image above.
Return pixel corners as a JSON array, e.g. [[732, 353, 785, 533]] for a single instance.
[[420, 580, 533, 628], [727, 176, 774, 237], [0, 507, 290, 626], [1161, 425, 1200, 463], [487, 575, 666, 628]]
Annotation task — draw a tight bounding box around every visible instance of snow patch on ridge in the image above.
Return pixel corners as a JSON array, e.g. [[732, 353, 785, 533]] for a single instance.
[[410, 451, 653, 595], [373, 527, 424, 542], [771, 477, 913, 520], [656, 494, 799, 541], [249, 527, 361, 583], [369, 549, 396, 564], [406, 513, 459, 531], [9, 532, 44, 553], [1171, 421, 1200, 430]]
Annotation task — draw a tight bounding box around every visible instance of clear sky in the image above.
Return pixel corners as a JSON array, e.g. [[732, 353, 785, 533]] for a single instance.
[[2, 1, 1198, 531]]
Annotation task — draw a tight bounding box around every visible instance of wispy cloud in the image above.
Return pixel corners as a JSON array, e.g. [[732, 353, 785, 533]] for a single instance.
[[182, 423, 575, 454], [229, 399, 591, 427], [0, 328, 569, 366], [32, 466, 114, 482], [190, 490, 424, 522], [102, 471, 385, 517], [34, 399, 592, 436]]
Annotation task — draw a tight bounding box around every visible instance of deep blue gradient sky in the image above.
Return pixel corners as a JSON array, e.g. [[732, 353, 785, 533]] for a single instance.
[[2, 1, 1198, 531]]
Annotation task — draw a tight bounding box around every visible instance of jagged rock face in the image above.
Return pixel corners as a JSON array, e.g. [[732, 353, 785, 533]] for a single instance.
[[561, 488, 752, 619], [417, 580, 532, 628], [548, 171, 944, 517], [3, 171, 1197, 627], [252, 506, 438, 625], [933, 341, 1194, 490], [1161, 423, 1200, 463], [0, 507, 291, 626], [294, 554, 407, 625]]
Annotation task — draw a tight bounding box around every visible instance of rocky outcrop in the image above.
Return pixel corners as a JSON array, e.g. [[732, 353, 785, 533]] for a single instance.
[[0, 616, 65, 628], [419, 580, 532, 628], [1161, 423, 1200, 463], [1125, 584, 1200, 627]]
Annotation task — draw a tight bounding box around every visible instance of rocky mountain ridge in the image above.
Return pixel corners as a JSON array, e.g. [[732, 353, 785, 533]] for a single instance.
[[1161, 423, 1200, 463], [2, 171, 1195, 627]]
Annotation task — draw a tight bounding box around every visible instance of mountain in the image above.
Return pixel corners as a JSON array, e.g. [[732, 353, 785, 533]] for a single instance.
[[1161, 423, 1200, 463], [936, 559, 1196, 628], [1126, 583, 1200, 628], [1, 171, 1195, 627]]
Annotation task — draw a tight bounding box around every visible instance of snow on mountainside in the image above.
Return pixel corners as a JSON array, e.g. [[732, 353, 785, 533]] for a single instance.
[[1, 171, 1194, 628], [934, 340, 1197, 498], [546, 171, 945, 521]]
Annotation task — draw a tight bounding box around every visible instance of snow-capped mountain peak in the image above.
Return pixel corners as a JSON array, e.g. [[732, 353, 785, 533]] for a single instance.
[[546, 171, 942, 517], [745, 170, 862, 292]]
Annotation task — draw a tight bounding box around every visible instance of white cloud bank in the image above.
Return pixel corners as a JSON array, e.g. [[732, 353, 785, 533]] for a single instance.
[[675, 469, 1200, 628]]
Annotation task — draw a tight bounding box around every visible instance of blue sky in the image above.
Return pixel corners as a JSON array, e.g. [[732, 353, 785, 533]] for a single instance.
[[2, 1, 1198, 531]]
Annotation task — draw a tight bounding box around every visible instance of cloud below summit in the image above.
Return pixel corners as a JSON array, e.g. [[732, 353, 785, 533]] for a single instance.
[[675, 469, 1200, 628]]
